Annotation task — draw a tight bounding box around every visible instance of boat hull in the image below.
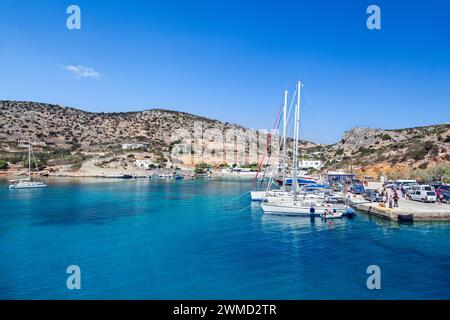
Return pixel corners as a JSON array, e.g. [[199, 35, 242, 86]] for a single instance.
[[251, 190, 290, 202], [8, 184, 47, 190], [250, 191, 266, 201], [261, 202, 353, 217], [261, 203, 322, 216], [265, 194, 323, 204], [321, 212, 344, 219]]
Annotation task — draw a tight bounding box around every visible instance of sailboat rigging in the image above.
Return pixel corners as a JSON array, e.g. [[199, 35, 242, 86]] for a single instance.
[[8, 141, 47, 190], [259, 80, 353, 217]]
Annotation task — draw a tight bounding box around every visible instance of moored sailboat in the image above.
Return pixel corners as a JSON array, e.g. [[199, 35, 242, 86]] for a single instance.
[[260, 81, 352, 216], [8, 141, 47, 190]]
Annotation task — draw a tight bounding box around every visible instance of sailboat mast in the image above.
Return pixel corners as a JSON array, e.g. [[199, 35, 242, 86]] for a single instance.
[[282, 90, 288, 190], [28, 140, 31, 178], [292, 81, 301, 193]]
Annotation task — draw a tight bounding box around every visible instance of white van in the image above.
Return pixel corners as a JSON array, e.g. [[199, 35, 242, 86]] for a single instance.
[[409, 185, 437, 203], [396, 179, 417, 186]]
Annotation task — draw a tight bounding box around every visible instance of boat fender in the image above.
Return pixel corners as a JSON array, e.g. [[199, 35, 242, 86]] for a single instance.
[[310, 207, 315, 213], [333, 209, 336, 213], [398, 214, 413, 222]]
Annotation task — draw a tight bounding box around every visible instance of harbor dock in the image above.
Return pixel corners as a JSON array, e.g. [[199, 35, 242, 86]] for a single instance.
[[349, 195, 450, 222]]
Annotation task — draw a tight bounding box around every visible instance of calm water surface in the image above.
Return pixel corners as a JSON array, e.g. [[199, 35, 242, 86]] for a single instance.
[[1, 177, 449, 299]]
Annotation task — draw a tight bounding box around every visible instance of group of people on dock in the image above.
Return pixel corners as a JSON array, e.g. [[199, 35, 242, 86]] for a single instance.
[[381, 187, 399, 209]]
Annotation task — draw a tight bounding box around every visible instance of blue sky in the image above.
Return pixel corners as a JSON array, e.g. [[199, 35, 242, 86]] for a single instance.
[[0, 0, 449, 144]]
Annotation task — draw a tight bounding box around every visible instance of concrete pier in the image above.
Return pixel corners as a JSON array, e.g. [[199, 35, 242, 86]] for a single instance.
[[349, 195, 450, 222]]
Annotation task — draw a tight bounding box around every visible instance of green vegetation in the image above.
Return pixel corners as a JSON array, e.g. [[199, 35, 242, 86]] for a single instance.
[[2, 154, 23, 164], [20, 154, 50, 170], [389, 154, 403, 165], [0, 159, 8, 170], [48, 153, 86, 166], [0, 148, 91, 171], [357, 147, 372, 157], [195, 162, 210, 174], [381, 134, 392, 141], [155, 152, 167, 165], [248, 163, 258, 170], [390, 163, 450, 182], [408, 141, 436, 161], [376, 154, 387, 163], [71, 162, 82, 171], [70, 139, 81, 152], [418, 162, 428, 169]]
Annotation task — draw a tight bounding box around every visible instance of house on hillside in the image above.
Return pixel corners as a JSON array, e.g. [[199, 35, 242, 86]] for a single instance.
[[121, 143, 149, 150], [299, 160, 323, 171], [17, 140, 47, 148], [135, 159, 155, 169], [325, 171, 356, 184]]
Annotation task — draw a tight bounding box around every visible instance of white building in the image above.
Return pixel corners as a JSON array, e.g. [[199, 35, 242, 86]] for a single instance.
[[122, 143, 148, 150], [17, 140, 47, 148], [299, 160, 323, 171], [135, 159, 155, 169]]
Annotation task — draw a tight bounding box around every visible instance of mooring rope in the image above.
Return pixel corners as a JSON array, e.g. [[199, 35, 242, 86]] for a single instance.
[[230, 191, 250, 201], [238, 204, 252, 212]]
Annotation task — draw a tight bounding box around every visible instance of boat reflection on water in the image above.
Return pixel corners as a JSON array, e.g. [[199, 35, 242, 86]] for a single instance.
[[259, 209, 351, 233], [261, 213, 318, 229]]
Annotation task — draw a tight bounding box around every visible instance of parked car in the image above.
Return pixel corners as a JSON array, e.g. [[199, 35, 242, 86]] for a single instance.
[[350, 184, 365, 194], [435, 185, 450, 198], [397, 180, 416, 190], [384, 181, 396, 189], [406, 184, 422, 198], [363, 189, 383, 202], [409, 185, 437, 203], [438, 190, 450, 203], [430, 181, 444, 189]]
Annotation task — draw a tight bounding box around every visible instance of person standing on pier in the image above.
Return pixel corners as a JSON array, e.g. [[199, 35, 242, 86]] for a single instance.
[[388, 192, 393, 208], [382, 190, 388, 207], [438, 192, 444, 204], [393, 189, 399, 208]]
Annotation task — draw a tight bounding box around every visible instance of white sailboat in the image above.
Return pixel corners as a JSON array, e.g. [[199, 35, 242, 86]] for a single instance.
[[261, 81, 352, 216], [265, 191, 323, 203], [250, 190, 267, 201], [251, 89, 290, 202], [8, 141, 47, 190]]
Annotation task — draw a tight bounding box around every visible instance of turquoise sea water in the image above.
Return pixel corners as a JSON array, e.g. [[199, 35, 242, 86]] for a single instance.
[[1, 177, 450, 299]]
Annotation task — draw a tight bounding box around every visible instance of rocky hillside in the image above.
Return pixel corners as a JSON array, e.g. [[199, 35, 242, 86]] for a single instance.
[[305, 124, 450, 177], [0, 100, 448, 176], [0, 100, 315, 167], [0, 100, 243, 150]]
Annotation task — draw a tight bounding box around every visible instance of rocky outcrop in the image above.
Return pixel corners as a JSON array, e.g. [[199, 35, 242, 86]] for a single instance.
[[307, 124, 450, 174]]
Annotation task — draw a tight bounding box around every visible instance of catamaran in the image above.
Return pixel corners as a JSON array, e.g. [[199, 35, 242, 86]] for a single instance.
[[8, 141, 47, 190]]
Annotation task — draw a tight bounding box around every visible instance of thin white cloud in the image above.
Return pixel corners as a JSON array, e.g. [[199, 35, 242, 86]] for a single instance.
[[63, 64, 100, 79]]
